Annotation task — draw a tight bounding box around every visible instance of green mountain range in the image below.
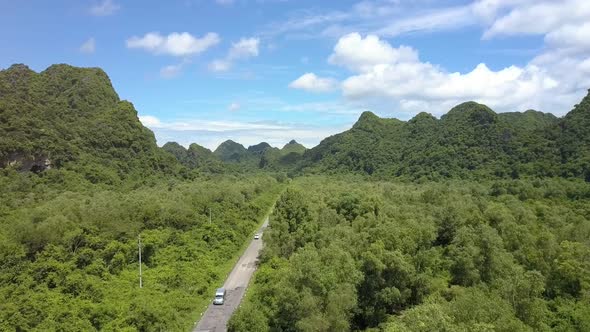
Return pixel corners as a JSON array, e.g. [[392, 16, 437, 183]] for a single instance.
[[1, 64, 588, 182], [162, 142, 213, 167], [301, 95, 590, 181], [169, 139, 308, 170]]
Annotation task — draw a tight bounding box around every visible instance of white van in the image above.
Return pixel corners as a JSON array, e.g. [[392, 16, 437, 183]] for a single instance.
[[213, 288, 226, 305]]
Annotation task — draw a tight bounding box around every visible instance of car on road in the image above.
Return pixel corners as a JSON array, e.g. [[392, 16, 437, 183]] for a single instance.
[[213, 288, 225, 305], [254, 233, 261, 240]]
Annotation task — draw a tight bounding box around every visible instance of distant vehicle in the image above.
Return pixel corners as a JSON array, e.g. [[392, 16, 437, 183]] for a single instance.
[[213, 288, 225, 305], [254, 233, 261, 240]]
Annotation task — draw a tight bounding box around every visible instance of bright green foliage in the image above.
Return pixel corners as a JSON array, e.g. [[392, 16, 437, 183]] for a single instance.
[[262, 188, 316, 258], [558, 91, 590, 181], [230, 176, 590, 331], [0, 171, 283, 331]]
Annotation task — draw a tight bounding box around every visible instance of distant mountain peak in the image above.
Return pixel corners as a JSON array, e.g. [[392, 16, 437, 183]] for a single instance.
[[6, 63, 32, 72], [1, 64, 35, 87], [214, 140, 248, 162], [163, 141, 186, 150], [443, 101, 497, 125], [409, 112, 437, 123], [358, 110, 379, 121], [352, 111, 382, 129], [188, 143, 212, 153], [446, 101, 494, 115], [248, 142, 271, 153], [281, 140, 306, 155], [218, 139, 242, 147]]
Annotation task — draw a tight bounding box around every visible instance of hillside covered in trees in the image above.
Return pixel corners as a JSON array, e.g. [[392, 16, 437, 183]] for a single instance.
[[0, 64, 179, 184], [300, 95, 590, 182]]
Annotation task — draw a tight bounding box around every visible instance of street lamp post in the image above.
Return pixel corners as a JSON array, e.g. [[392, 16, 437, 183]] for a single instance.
[[138, 234, 143, 288]]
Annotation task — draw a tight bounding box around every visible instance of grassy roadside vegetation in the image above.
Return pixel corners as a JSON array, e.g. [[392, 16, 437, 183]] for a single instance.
[[0, 169, 286, 331], [229, 175, 590, 332], [189, 182, 285, 330]]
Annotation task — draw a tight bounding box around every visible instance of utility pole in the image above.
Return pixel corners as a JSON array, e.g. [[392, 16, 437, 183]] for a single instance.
[[209, 207, 212, 225], [138, 234, 143, 289]]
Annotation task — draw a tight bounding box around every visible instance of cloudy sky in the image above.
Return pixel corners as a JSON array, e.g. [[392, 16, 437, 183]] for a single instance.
[[2, 0, 589, 149]]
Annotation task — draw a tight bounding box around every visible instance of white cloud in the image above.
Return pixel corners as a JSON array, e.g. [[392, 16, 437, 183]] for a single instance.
[[545, 22, 590, 53], [482, 0, 590, 39], [126, 32, 220, 56], [261, 10, 350, 38], [228, 102, 241, 111], [181, 95, 366, 115], [79, 38, 96, 54], [470, 0, 590, 113], [209, 59, 232, 72], [531, 49, 590, 96], [139, 115, 162, 127], [471, 0, 535, 22], [261, 1, 477, 40], [289, 73, 337, 93], [353, 0, 402, 18], [209, 37, 260, 72], [160, 63, 183, 79], [374, 5, 477, 37], [330, 33, 569, 115], [90, 0, 120, 16], [328, 33, 417, 71], [159, 58, 192, 79], [228, 38, 260, 59], [260, 0, 587, 47], [278, 101, 364, 115], [141, 116, 288, 132]]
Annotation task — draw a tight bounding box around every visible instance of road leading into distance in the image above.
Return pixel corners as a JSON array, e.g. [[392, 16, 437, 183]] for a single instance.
[[193, 216, 269, 332]]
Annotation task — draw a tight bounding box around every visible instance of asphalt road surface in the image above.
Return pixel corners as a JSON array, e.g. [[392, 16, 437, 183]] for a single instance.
[[193, 217, 269, 332]]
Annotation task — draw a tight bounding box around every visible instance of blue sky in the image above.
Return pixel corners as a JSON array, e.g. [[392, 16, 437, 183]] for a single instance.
[[2, 0, 589, 150]]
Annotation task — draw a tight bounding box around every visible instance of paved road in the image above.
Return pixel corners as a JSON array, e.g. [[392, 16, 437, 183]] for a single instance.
[[193, 217, 269, 332]]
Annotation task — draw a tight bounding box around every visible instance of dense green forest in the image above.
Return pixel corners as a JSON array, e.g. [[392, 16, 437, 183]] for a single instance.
[[2, 63, 590, 331], [229, 176, 590, 331], [0, 169, 284, 331]]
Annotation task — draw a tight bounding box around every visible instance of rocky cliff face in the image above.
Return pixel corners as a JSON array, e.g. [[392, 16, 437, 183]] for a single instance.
[[2, 152, 52, 173]]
